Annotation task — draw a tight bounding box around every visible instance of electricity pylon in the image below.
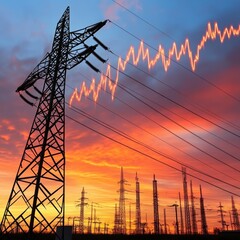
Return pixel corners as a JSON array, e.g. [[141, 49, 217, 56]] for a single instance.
[[153, 174, 160, 234], [1, 7, 107, 239], [118, 167, 127, 234], [135, 172, 141, 234], [182, 167, 191, 234]]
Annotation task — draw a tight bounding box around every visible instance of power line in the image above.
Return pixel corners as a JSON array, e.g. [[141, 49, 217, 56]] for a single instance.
[[109, 50, 240, 132], [66, 103, 240, 190], [67, 83, 240, 184], [111, 0, 175, 41], [106, 65, 240, 172], [66, 113, 240, 197]]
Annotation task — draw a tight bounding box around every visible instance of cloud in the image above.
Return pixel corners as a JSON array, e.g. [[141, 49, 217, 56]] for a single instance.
[[101, 0, 142, 21]]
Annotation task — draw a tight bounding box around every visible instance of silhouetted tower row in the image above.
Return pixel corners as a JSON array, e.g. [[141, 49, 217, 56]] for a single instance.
[[199, 185, 208, 234], [190, 181, 198, 234], [182, 167, 191, 234], [153, 175, 160, 234], [0, 6, 107, 240], [231, 196, 240, 230], [135, 173, 141, 234]]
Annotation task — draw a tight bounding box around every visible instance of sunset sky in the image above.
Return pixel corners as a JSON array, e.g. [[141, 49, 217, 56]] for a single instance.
[[1, 0, 240, 234]]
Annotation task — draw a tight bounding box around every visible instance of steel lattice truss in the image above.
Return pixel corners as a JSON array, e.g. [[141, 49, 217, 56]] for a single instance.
[[1, 7, 106, 239]]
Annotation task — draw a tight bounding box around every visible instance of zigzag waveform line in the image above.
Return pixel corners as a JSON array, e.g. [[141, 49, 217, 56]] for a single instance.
[[69, 22, 240, 105]]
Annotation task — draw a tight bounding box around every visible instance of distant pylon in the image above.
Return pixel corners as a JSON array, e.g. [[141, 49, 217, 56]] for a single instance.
[[152, 174, 160, 234], [79, 187, 88, 234], [218, 202, 226, 230], [135, 172, 141, 234], [163, 209, 167, 234], [129, 203, 132, 234], [199, 185, 208, 234], [118, 167, 127, 234], [0, 6, 107, 240], [179, 192, 184, 234], [113, 203, 119, 234], [190, 181, 198, 234], [182, 167, 191, 234], [231, 196, 240, 230]]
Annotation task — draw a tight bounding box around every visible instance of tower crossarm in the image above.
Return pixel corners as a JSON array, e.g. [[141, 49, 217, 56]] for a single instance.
[[69, 20, 108, 49], [67, 44, 98, 70], [16, 53, 50, 92]]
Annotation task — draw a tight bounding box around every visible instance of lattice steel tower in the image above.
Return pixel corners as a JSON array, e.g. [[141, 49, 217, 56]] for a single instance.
[[182, 167, 191, 234], [199, 185, 208, 234], [118, 167, 127, 234], [135, 172, 141, 234], [79, 187, 88, 233], [190, 180, 198, 234], [153, 174, 160, 234], [0, 7, 106, 239], [179, 192, 184, 234], [231, 196, 240, 230]]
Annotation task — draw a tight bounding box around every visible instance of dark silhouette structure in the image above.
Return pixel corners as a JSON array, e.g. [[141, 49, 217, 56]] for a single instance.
[[199, 185, 208, 234], [1, 7, 106, 239], [231, 196, 239, 230], [135, 173, 141, 234], [152, 175, 160, 234], [190, 180, 198, 234], [182, 167, 191, 234]]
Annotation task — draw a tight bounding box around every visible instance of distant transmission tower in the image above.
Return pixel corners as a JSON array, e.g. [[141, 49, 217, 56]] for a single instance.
[[118, 167, 127, 234], [113, 203, 120, 234], [178, 192, 184, 234], [218, 202, 226, 230], [135, 172, 141, 234], [199, 185, 208, 234], [152, 174, 160, 234], [182, 167, 191, 234], [231, 196, 240, 230], [0, 7, 107, 239], [78, 187, 88, 234], [190, 181, 198, 234]]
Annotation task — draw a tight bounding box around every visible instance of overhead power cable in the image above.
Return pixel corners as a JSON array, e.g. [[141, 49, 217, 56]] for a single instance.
[[66, 113, 240, 197], [109, 50, 240, 132], [111, 0, 175, 41], [67, 83, 240, 183], [106, 65, 240, 168], [67, 101, 240, 185]]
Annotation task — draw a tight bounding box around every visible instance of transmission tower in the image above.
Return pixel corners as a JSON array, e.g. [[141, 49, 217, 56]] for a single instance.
[[113, 203, 120, 234], [231, 196, 240, 230], [118, 167, 127, 234], [152, 174, 160, 234], [129, 203, 132, 234], [169, 203, 179, 235], [163, 208, 167, 234], [182, 167, 191, 234], [78, 187, 88, 234], [190, 180, 198, 234], [218, 202, 226, 230], [199, 185, 208, 234], [178, 192, 184, 234], [0, 7, 107, 239], [135, 172, 141, 234]]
